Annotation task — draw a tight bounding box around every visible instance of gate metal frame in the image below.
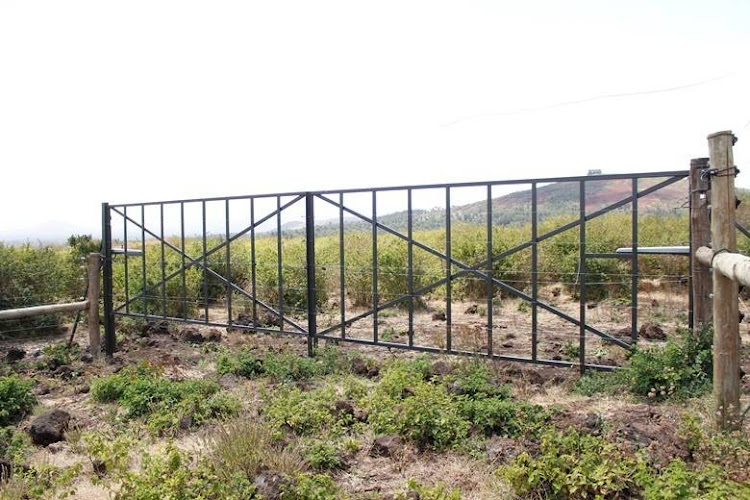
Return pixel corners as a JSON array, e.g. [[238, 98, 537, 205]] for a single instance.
[[102, 170, 689, 371]]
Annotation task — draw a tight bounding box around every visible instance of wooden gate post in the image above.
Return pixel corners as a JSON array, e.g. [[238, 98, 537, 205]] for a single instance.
[[707, 130, 740, 430], [87, 253, 101, 359], [690, 158, 711, 333]]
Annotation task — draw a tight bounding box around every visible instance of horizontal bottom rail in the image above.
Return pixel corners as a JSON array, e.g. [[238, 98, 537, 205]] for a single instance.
[[114, 312, 616, 371], [0, 300, 89, 321]]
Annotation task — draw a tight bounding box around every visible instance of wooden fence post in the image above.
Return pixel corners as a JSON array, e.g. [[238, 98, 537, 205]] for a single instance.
[[707, 130, 740, 430], [87, 253, 101, 359], [690, 158, 711, 333]]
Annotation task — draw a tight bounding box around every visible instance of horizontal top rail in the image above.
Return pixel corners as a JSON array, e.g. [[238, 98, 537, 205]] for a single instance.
[[107, 170, 689, 208], [0, 300, 89, 320], [696, 246, 750, 288]]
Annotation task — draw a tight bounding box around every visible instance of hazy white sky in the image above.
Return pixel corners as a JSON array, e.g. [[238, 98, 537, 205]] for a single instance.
[[1, 0, 749, 241]]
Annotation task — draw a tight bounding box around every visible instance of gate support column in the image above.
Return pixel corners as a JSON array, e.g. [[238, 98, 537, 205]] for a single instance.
[[707, 131, 740, 430], [101, 203, 116, 358], [689, 157, 711, 333], [305, 193, 317, 357]]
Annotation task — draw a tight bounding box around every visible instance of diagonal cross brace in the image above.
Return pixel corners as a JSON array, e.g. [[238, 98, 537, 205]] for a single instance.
[[110, 205, 307, 333], [314, 176, 687, 349]]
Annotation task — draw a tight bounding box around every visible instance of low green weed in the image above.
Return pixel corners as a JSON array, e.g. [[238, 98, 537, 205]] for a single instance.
[[90, 363, 238, 434], [574, 327, 713, 401], [216, 348, 263, 378], [280, 473, 340, 499], [0, 375, 36, 426], [394, 479, 461, 500]]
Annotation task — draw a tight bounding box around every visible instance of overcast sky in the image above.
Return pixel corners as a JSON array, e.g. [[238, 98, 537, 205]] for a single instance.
[[1, 0, 749, 242]]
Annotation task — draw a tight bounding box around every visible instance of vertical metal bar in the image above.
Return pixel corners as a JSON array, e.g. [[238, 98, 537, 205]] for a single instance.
[[306, 193, 317, 356], [579, 180, 586, 373], [102, 203, 116, 357], [407, 188, 414, 347], [123, 206, 129, 315], [688, 179, 694, 331], [180, 202, 187, 319], [631, 178, 638, 343], [486, 185, 493, 355], [372, 191, 378, 343], [277, 195, 284, 331], [141, 205, 147, 315], [160, 204, 166, 318], [446, 187, 452, 352], [225, 199, 232, 326], [531, 182, 538, 360], [202, 200, 208, 323], [339, 193, 346, 339], [250, 198, 257, 326]]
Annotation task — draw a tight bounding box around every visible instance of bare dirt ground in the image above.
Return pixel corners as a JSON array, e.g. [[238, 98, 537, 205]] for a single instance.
[[1, 289, 749, 499]]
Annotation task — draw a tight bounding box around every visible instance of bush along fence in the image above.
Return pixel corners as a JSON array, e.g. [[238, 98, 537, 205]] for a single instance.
[[0, 253, 103, 358]]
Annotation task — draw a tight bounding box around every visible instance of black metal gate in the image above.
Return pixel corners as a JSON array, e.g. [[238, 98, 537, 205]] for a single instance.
[[101, 170, 690, 371]]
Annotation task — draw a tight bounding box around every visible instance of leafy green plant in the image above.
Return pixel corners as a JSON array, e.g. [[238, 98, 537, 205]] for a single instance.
[[115, 445, 256, 500], [264, 385, 350, 436], [216, 348, 263, 378], [394, 479, 461, 500], [302, 440, 347, 471], [574, 327, 713, 401], [280, 472, 340, 500], [0, 375, 36, 426], [90, 363, 238, 433]]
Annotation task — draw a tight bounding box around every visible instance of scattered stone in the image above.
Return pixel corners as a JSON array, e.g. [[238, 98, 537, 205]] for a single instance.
[[254, 472, 285, 500], [80, 353, 94, 363], [651, 299, 659, 307], [54, 365, 74, 380], [204, 329, 222, 342], [486, 437, 519, 464], [233, 313, 256, 328], [33, 383, 51, 396], [92, 459, 107, 478], [6, 348, 25, 364], [431, 312, 446, 321], [369, 435, 402, 457], [586, 302, 597, 310], [351, 357, 379, 378], [145, 320, 170, 336], [218, 373, 240, 390], [259, 310, 283, 328], [353, 408, 369, 422], [159, 354, 180, 366], [0, 458, 11, 482], [501, 342, 514, 349], [333, 400, 355, 418], [77, 384, 90, 394], [178, 327, 204, 343], [28, 409, 70, 446], [639, 322, 666, 340], [552, 355, 562, 361], [551, 286, 561, 297], [429, 360, 452, 378], [615, 326, 633, 338], [30, 349, 43, 358], [464, 304, 478, 314], [178, 414, 193, 430]]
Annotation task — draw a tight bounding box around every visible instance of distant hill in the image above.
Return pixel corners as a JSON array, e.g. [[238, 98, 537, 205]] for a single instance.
[[305, 176, 692, 236]]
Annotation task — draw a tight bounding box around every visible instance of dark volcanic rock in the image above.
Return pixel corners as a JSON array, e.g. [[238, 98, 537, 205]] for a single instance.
[[28, 409, 70, 446], [431, 312, 446, 321], [0, 458, 11, 482], [638, 322, 666, 340], [429, 360, 452, 378], [6, 348, 25, 364], [369, 435, 402, 457], [464, 304, 478, 314], [178, 327, 204, 343]]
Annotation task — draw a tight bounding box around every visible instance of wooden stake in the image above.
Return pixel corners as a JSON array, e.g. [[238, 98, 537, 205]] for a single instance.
[[690, 158, 712, 333], [707, 130, 740, 430], [87, 253, 101, 359]]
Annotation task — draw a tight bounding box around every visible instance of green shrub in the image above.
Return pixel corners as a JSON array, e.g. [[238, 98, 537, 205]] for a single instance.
[[0, 375, 36, 426], [394, 479, 461, 500], [262, 348, 346, 382], [500, 428, 647, 499], [639, 460, 750, 499], [458, 397, 549, 437], [216, 349, 263, 378], [574, 327, 713, 401], [264, 386, 348, 436], [280, 472, 340, 500], [446, 361, 509, 398], [115, 446, 255, 500], [90, 363, 238, 433], [302, 440, 347, 471]]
